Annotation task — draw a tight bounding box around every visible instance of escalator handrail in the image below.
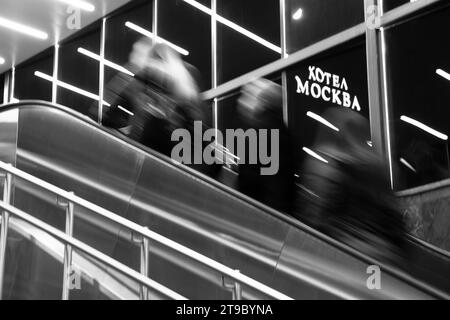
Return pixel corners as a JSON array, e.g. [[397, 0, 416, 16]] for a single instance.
[[0, 160, 294, 300], [0, 201, 187, 300], [1, 100, 449, 299]]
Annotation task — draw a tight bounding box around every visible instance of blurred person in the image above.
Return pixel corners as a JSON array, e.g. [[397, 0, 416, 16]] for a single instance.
[[94, 38, 219, 177], [293, 107, 407, 263], [235, 79, 295, 213]]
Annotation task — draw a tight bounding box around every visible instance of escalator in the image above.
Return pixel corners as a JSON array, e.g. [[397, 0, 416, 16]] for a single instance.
[[0, 100, 449, 299]]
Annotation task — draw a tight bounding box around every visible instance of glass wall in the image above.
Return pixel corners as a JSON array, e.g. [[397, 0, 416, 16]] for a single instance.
[[383, 0, 410, 12], [285, 0, 364, 54], [217, 0, 281, 84], [4, 0, 450, 195], [286, 37, 369, 172], [385, 3, 450, 190], [159, 0, 212, 90], [57, 22, 101, 119], [15, 47, 53, 102]]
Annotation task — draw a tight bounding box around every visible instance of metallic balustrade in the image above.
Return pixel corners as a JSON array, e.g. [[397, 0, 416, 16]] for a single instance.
[[0, 161, 293, 300]]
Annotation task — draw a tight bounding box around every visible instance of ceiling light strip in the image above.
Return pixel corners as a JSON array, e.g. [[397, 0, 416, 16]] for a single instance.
[[303, 147, 328, 163], [125, 22, 189, 56], [77, 48, 134, 77], [306, 111, 339, 131], [400, 115, 448, 141], [0, 16, 48, 40], [436, 68, 450, 82], [182, 0, 281, 54], [34, 71, 110, 106]]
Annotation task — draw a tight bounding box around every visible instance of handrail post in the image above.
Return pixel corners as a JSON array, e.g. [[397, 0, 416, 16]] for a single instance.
[[58, 192, 74, 300], [0, 172, 12, 300], [139, 231, 149, 300], [222, 269, 242, 300]]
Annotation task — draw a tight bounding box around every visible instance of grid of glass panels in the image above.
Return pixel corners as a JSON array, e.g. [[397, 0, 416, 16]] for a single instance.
[[0, 0, 449, 194]]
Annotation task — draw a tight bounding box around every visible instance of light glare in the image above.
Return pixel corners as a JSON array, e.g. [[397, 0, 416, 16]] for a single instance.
[[0, 16, 48, 40], [400, 115, 448, 141]]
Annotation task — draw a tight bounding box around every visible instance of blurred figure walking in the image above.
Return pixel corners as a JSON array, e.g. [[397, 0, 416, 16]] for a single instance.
[[97, 38, 208, 158], [294, 107, 407, 262], [235, 79, 295, 213]]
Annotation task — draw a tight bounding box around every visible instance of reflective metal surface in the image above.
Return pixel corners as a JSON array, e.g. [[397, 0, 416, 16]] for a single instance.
[[0, 101, 448, 299]]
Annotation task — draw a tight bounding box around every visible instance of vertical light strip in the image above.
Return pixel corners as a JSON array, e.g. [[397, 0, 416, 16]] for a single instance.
[[98, 18, 106, 124], [379, 2, 394, 189], [211, 0, 218, 139], [153, 0, 158, 45], [280, 0, 288, 59], [52, 44, 60, 104], [2, 72, 9, 104], [10, 66, 15, 103], [280, 0, 289, 126]]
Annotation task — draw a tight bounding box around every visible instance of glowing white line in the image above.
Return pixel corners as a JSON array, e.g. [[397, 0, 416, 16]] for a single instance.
[[77, 48, 134, 76], [34, 71, 110, 106], [306, 111, 339, 132], [0, 16, 48, 40], [117, 105, 134, 116], [400, 115, 448, 141], [56, 0, 95, 12], [11, 98, 19, 103], [367, 141, 373, 147], [182, 0, 281, 54], [292, 8, 303, 20], [436, 68, 450, 82], [0, 57, 4, 64], [380, 27, 394, 189], [124, 22, 189, 56], [303, 147, 328, 163], [400, 157, 417, 173]]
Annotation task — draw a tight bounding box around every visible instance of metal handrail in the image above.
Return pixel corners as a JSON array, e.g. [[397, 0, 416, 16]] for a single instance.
[[0, 161, 293, 300], [0, 201, 186, 300]]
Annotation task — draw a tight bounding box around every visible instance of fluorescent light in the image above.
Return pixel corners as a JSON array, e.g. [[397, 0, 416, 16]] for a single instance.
[[367, 141, 373, 147], [77, 48, 134, 76], [400, 157, 417, 173], [400, 115, 448, 141], [436, 68, 450, 82], [56, 0, 95, 12], [117, 105, 134, 116], [306, 111, 339, 132], [293, 8, 303, 20], [34, 71, 110, 106], [182, 0, 281, 54], [125, 22, 190, 56], [303, 147, 328, 163], [0, 57, 4, 64], [0, 16, 48, 40]]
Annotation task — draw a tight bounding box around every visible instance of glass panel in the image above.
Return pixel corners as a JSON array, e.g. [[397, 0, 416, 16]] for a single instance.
[[383, 0, 410, 13], [286, 37, 369, 172], [158, 0, 212, 90], [217, 0, 280, 84], [385, 4, 450, 190], [57, 23, 101, 119], [15, 48, 53, 102], [285, 0, 364, 54], [104, 0, 153, 83], [1, 218, 64, 299]]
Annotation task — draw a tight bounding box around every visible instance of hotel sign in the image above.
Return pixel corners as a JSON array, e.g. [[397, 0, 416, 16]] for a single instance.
[[294, 66, 362, 112]]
